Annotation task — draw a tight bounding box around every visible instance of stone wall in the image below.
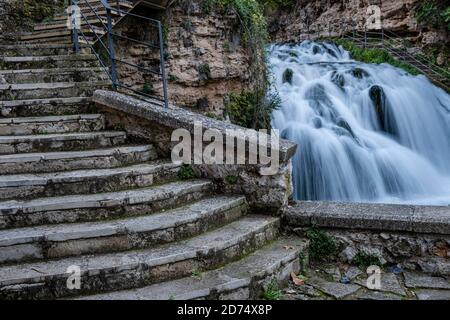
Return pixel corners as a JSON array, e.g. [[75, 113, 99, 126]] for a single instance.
[[283, 201, 450, 276], [93, 90, 297, 213], [268, 0, 449, 45], [113, 0, 251, 116]]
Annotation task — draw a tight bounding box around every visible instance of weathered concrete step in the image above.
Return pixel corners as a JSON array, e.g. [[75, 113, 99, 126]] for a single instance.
[[0, 179, 213, 229], [0, 145, 157, 174], [0, 67, 108, 84], [0, 215, 278, 299], [34, 18, 108, 32], [79, 237, 307, 300], [0, 44, 89, 56], [0, 196, 247, 264], [0, 160, 181, 200], [0, 114, 105, 136], [0, 131, 126, 155], [0, 81, 111, 100], [0, 55, 100, 70], [0, 97, 95, 118], [52, 9, 124, 22], [20, 28, 105, 42]]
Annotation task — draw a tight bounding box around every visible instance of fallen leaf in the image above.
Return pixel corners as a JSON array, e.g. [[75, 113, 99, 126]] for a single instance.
[[291, 272, 305, 286]]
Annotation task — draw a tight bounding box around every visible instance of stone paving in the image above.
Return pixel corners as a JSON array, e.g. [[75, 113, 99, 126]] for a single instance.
[[283, 263, 450, 300]]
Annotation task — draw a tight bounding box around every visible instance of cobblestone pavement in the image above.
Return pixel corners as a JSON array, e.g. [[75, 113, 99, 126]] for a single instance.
[[283, 263, 450, 300]]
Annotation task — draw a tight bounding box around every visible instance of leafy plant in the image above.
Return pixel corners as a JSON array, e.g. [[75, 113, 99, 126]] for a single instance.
[[225, 175, 239, 184], [353, 251, 383, 270], [334, 39, 421, 76], [198, 63, 211, 80], [191, 270, 202, 280], [306, 228, 337, 261], [415, 0, 450, 31], [142, 82, 155, 95], [178, 164, 197, 180], [262, 278, 283, 300]]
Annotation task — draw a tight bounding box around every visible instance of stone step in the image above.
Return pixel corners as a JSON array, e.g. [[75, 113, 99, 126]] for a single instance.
[[0, 131, 126, 155], [0, 179, 213, 229], [79, 237, 307, 300], [0, 67, 108, 84], [0, 97, 95, 118], [0, 81, 111, 100], [52, 9, 124, 22], [34, 18, 109, 32], [0, 145, 157, 175], [20, 28, 105, 42], [0, 215, 279, 299], [0, 44, 89, 57], [0, 195, 247, 264], [0, 114, 105, 136], [0, 55, 100, 70], [0, 160, 181, 200]]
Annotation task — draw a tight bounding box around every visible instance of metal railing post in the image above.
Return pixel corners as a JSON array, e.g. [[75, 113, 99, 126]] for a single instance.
[[158, 21, 169, 108], [104, 0, 117, 90], [70, 0, 80, 53]]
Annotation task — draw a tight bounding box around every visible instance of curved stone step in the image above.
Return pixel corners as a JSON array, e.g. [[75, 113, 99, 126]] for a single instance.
[[0, 114, 105, 136], [0, 215, 279, 300], [79, 237, 307, 300], [0, 44, 89, 56], [0, 55, 100, 70], [0, 67, 108, 84], [0, 97, 95, 118], [0, 145, 157, 174], [0, 160, 181, 200], [0, 195, 247, 264], [0, 179, 213, 229], [0, 131, 126, 155], [0, 81, 110, 100]]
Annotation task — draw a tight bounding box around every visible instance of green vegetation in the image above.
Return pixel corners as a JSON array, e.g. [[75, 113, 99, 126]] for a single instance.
[[262, 278, 283, 300], [191, 270, 203, 280], [353, 251, 383, 270], [225, 175, 239, 184], [13, 0, 60, 23], [178, 164, 198, 180], [225, 90, 280, 129], [334, 39, 421, 76], [414, 0, 450, 31], [197, 63, 211, 80], [142, 82, 155, 95], [306, 228, 337, 261]]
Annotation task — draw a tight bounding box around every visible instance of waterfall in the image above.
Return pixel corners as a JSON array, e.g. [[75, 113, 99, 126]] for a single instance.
[[270, 41, 450, 205]]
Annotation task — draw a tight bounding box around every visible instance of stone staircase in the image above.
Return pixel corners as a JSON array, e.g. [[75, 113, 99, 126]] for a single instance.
[[0, 6, 305, 300]]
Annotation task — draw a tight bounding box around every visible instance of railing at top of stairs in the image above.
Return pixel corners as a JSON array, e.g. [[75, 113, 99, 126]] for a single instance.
[[69, 0, 169, 108], [341, 28, 450, 91]]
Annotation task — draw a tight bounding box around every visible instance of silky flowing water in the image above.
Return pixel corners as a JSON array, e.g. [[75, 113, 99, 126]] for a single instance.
[[270, 41, 450, 205]]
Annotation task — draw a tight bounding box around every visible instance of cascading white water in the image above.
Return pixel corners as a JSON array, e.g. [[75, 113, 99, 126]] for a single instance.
[[270, 41, 450, 205]]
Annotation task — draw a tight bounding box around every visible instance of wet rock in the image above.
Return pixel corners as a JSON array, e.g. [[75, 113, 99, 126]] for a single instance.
[[351, 68, 369, 79], [404, 272, 450, 290], [331, 72, 345, 88], [307, 277, 360, 299], [369, 85, 398, 136], [415, 289, 450, 300], [357, 290, 402, 300], [312, 117, 322, 129], [345, 266, 363, 280], [340, 245, 357, 263], [282, 68, 294, 84], [356, 273, 406, 296], [336, 118, 357, 140]]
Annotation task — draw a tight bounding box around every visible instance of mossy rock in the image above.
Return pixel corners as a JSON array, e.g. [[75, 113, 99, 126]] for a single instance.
[[282, 68, 294, 84]]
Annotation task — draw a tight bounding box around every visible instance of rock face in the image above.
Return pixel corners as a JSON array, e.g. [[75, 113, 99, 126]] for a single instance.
[[268, 0, 449, 45]]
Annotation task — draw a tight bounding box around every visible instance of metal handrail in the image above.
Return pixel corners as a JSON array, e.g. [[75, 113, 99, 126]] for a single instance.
[[70, 0, 169, 107]]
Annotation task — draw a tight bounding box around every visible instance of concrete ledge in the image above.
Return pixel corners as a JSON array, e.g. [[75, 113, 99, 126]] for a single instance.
[[283, 201, 450, 235], [92, 90, 297, 163]]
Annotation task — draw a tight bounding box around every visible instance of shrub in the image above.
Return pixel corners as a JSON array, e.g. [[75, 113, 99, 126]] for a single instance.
[[306, 228, 337, 261]]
